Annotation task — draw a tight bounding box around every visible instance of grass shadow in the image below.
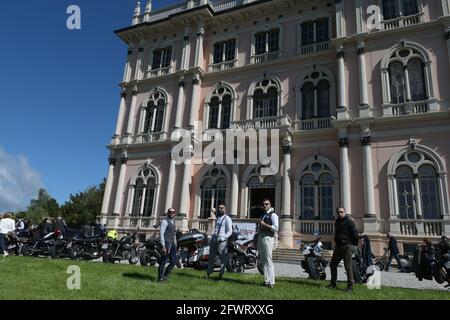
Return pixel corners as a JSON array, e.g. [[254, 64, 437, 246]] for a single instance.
[[174, 270, 262, 286], [122, 272, 155, 281]]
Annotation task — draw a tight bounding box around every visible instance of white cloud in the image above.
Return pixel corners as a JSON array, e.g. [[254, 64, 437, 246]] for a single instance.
[[0, 146, 43, 212]]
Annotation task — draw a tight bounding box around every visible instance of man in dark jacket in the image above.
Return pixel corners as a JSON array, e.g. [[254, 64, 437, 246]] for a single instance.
[[327, 207, 359, 292], [385, 233, 405, 272]]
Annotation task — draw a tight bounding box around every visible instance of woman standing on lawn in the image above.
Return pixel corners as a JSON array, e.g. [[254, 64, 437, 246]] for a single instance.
[[257, 199, 279, 288]]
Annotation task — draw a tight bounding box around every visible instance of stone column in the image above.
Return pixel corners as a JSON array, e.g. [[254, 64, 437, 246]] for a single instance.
[[361, 135, 375, 218], [112, 90, 127, 145], [164, 157, 177, 212], [101, 157, 116, 215], [113, 155, 128, 227], [230, 162, 239, 218], [181, 32, 191, 70], [339, 137, 351, 216], [124, 86, 138, 144], [335, 0, 346, 38], [174, 78, 185, 129], [123, 50, 133, 83], [194, 25, 205, 69], [361, 133, 378, 234], [336, 48, 348, 120], [176, 145, 193, 232], [134, 47, 145, 80], [279, 143, 293, 248], [357, 42, 371, 117], [188, 74, 201, 129]]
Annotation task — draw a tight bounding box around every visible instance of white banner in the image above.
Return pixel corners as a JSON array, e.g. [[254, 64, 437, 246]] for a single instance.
[[232, 222, 257, 241]]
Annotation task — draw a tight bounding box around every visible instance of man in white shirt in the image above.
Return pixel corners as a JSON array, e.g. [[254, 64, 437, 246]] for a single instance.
[[257, 199, 279, 288], [0, 213, 16, 257], [206, 204, 233, 279]]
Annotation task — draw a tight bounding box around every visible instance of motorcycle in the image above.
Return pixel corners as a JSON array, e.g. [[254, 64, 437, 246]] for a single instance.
[[5, 230, 33, 256], [21, 230, 61, 258], [374, 247, 413, 273], [300, 240, 328, 280], [69, 233, 106, 260], [413, 244, 450, 287], [352, 246, 369, 284], [138, 233, 163, 267], [177, 229, 221, 269], [102, 232, 139, 264], [226, 233, 258, 273]]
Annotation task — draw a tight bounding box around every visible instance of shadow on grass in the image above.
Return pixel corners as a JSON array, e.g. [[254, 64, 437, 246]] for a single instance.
[[122, 272, 156, 281], [173, 270, 322, 288]]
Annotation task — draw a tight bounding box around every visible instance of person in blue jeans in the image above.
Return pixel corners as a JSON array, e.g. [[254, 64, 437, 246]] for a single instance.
[[158, 208, 177, 282], [385, 233, 406, 272]]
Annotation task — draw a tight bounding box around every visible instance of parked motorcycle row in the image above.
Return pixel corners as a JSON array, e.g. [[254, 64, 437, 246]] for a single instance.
[[3, 227, 261, 275], [299, 238, 450, 288]]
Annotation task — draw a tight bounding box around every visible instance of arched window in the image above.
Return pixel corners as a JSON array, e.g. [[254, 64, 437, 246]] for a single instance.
[[388, 145, 448, 221], [142, 90, 167, 134], [301, 82, 314, 120], [246, 166, 278, 219], [382, 44, 432, 109], [199, 168, 228, 219], [206, 84, 234, 129], [419, 165, 440, 219], [248, 78, 281, 119], [131, 166, 159, 217], [382, 0, 419, 20], [297, 157, 338, 221], [300, 175, 315, 220], [295, 67, 335, 130]]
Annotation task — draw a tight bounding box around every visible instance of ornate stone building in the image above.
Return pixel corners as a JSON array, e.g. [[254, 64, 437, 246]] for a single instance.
[[100, 0, 450, 253]]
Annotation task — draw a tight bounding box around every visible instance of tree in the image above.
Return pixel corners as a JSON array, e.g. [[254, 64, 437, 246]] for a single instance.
[[61, 178, 105, 227], [25, 189, 60, 223]]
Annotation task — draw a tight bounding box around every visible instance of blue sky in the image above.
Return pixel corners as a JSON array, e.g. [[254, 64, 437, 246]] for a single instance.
[[0, 0, 179, 210]]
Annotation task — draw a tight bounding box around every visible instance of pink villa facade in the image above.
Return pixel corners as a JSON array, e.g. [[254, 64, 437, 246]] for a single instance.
[[100, 0, 450, 254]]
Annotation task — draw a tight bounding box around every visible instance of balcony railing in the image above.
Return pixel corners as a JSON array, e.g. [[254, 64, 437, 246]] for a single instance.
[[133, 132, 167, 143], [383, 100, 429, 116], [298, 41, 330, 56], [250, 51, 281, 64], [145, 66, 172, 79], [231, 114, 292, 130], [294, 117, 333, 131], [382, 12, 423, 30], [189, 219, 210, 233], [120, 216, 158, 230], [296, 220, 335, 235], [208, 59, 237, 72], [202, 129, 225, 141], [399, 219, 446, 237]]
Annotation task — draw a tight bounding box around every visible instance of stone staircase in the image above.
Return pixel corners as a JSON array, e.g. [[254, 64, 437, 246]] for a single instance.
[[273, 247, 334, 264], [272, 248, 302, 264]]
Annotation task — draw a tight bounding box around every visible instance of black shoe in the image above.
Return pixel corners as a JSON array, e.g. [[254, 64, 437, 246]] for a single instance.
[[326, 283, 337, 289], [345, 285, 353, 292], [157, 278, 165, 283]]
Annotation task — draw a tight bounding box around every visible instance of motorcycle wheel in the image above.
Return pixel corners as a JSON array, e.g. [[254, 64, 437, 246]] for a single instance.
[[226, 254, 245, 273], [352, 260, 363, 284], [49, 245, 58, 259], [433, 267, 446, 284], [102, 251, 111, 263], [306, 257, 320, 280], [70, 244, 83, 260], [129, 248, 139, 265], [140, 250, 149, 266], [21, 243, 32, 256]]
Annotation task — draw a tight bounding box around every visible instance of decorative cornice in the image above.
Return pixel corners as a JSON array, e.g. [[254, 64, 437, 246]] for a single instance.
[[336, 49, 345, 59], [108, 157, 116, 166], [121, 156, 128, 164], [445, 30, 450, 40], [282, 145, 292, 154]]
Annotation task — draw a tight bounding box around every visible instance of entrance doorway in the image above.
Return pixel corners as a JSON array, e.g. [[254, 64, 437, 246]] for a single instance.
[[249, 188, 276, 218]]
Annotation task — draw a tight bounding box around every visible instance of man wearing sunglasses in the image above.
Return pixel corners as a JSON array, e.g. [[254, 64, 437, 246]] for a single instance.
[[206, 204, 232, 279], [158, 208, 177, 282], [257, 199, 279, 288]]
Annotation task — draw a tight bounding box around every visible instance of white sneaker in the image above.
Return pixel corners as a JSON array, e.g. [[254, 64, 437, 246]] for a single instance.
[[3, 252, 8, 257]]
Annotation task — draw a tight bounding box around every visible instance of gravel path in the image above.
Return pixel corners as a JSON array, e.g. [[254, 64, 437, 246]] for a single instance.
[[246, 262, 450, 291]]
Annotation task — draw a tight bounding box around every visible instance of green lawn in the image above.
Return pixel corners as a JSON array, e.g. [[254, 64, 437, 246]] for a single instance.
[[0, 256, 448, 300]]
